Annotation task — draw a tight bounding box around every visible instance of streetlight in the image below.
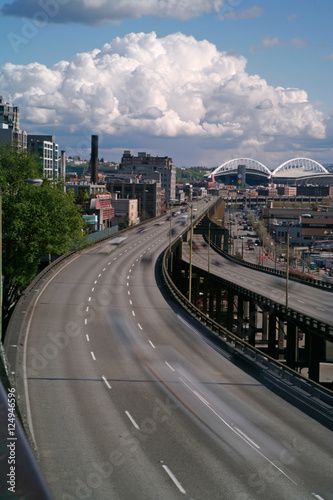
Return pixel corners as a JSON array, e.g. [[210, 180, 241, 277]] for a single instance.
[[169, 199, 178, 256], [0, 178, 43, 341], [286, 222, 290, 310], [184, 201, 193, 303], [208, 222, 211, 274]]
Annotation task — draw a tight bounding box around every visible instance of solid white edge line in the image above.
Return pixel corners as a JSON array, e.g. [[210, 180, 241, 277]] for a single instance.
[[125, 410, 140, 430], [102, 376, 111, 389], [23, 253, 81, 447], [162, 465, 186, 494]]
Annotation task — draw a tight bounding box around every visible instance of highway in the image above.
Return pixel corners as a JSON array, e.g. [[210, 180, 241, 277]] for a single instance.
[[7, 207, 333, 499], [184, 233, 333, 326]]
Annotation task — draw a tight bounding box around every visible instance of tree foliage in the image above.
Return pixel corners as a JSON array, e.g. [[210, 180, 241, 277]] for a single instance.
[[0, 145, 85, 331], [176, 168, 206, 183]]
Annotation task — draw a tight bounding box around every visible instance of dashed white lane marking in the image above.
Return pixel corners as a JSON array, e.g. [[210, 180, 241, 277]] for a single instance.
[[86, 334, 90, 341], [98, 274, 101, 277], [91, 352, 96, 361], [102, 376, 112, 389], [179, 377, 296, 485], [165, 361, 175, 372], [138, 324, 142, 330], [162, 464, 186, 495], [149, 340, 155, 348], [88, 297, 92, 302], [86, 306, 89, 312], [91, 287, 94, 292], [85, 319, 88, 325], [125, 411, 140, 430], [128, 291, 130, 295], [129, 300, 132, 305], [316, 307, 325, 311], [94, 280, 97, 284], [132, 311, 135, 316], [298, 300, 305, 304], [103, 268, 106, 271]]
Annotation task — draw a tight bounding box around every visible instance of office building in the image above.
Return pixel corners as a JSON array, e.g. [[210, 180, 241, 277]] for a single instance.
[[119, 150, 175, 203], [0, 96, 27, 151], [0, 95, 19, 131], [27, 134, 59, 179]]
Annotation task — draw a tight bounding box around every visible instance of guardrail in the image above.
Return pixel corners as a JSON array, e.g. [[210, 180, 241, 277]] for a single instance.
[[161, 245, 333, 428]]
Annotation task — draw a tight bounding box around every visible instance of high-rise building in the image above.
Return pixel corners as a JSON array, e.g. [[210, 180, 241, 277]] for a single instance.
[[27, 134, 59, 179], [0, 95, 20, 131], [0, 124, 27, 151], [0, 96, 27, 151], [120, 150, 176, 203]]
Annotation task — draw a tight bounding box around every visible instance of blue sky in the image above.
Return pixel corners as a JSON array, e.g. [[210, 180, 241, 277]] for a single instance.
[[0, 0, 332, 169]]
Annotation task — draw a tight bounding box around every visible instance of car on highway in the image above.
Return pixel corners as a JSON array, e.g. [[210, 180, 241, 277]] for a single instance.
[[136, 227, 147, 233]]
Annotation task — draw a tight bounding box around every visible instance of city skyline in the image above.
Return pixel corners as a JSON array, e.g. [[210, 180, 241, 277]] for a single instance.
[[0, 0, 332, 169]]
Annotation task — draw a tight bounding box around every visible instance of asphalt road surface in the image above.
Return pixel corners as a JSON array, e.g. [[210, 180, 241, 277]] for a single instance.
[[7, 211, 333, 500]]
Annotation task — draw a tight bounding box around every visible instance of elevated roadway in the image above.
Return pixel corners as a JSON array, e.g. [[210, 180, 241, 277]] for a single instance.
[[4, 201, 333, 499]]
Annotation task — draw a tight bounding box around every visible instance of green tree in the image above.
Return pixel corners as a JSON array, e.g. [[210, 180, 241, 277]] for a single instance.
[[0, 145, 85, 332], [74, 188, 90, 208]]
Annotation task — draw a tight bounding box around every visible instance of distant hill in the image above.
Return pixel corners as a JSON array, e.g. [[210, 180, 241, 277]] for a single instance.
[[176, 167, 207, 183]]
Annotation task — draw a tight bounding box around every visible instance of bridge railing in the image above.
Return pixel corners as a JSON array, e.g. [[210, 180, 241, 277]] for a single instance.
[[161, 245, 333, 427]]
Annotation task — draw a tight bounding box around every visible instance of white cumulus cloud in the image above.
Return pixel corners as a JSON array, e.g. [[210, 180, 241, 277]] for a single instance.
[[0, 31, 327, 165]]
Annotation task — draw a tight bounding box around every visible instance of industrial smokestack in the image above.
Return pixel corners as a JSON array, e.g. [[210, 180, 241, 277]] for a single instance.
[[91, 135, 98, 184], [61, 150, 66, 181]]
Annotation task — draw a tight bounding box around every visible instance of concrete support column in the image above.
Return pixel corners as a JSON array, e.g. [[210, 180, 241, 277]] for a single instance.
[[194, 274, 200, 307], [237, 296, 244, 337], [248, 301, 257, 347], [209, 285, 215, 318], [203, 278, 208, 314], [268, 312, 277, 358], [286, 322, 297, 370], [227, 290, 234, 332], [308, 334, 321, 383], [216, 286, 222, 324], [262, 310, 268, 342]]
